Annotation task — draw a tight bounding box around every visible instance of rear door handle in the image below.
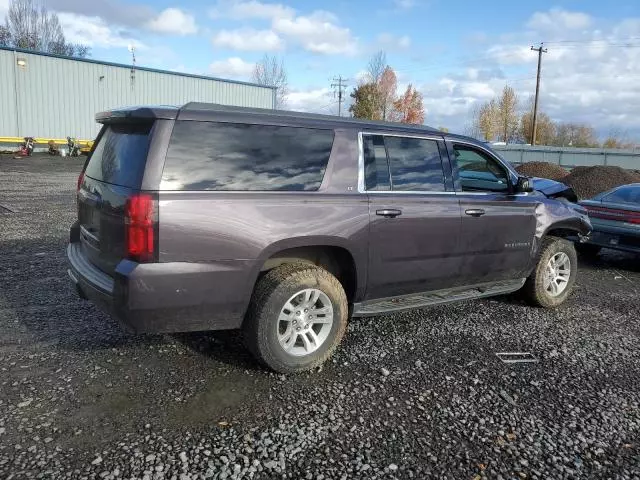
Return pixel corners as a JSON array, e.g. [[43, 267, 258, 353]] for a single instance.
[[376, 209, 402, 218], [465, 208, 486, 217]]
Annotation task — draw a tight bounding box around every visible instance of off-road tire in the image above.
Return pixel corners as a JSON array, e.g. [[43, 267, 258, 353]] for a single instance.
[[522, 236, 578, 308], [576, 243, 601, 258], [243, 263, 348, 373]]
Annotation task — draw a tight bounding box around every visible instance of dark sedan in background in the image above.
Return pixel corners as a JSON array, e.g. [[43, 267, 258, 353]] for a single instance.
[[579, 184, 640, 256]]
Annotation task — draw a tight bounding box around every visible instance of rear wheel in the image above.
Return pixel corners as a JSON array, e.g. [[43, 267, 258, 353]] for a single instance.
[[523, 236, 578, 308], [243, 263, 348, 373], [576, 243, 601, 258]]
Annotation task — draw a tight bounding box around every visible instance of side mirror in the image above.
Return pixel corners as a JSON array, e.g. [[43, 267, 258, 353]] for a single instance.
[[516, 176, 533, 193]]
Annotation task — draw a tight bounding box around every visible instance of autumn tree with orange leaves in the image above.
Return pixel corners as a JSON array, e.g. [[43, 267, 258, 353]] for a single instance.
[[393, 85, 424, 125], [350, 51, 425, 124]]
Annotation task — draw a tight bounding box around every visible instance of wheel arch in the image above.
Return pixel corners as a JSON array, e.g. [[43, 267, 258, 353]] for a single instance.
[[248, 236, 366, 305]]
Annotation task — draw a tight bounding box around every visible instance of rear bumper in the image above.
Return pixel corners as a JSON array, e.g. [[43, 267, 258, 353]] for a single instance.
[[67, 242, 250, 333], [585, 226, 640, 254]]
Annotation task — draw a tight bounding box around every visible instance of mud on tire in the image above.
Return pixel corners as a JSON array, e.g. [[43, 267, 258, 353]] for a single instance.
[[522, 236, 578, 308], [243, 263, 348, 373]]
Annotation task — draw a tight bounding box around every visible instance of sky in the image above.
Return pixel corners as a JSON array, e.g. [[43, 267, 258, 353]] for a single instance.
[[2, 0, 640, 139]]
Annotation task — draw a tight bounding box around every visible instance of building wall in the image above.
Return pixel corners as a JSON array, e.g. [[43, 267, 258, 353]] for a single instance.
[[0, 48, 275, 140]]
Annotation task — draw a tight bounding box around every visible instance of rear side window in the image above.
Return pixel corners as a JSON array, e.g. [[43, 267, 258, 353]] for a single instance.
[[84, 123, 152, 188], [602, 186, 640, 205], [161, 121, 334, 191], [363, 134, 445, 192], [385, 137, 445, 191], [363, 135, 390, 191]]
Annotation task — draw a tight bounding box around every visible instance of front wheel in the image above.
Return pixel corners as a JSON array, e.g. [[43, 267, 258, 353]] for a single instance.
[[243, 263, 348, 373], [522, 237, 578, 308]]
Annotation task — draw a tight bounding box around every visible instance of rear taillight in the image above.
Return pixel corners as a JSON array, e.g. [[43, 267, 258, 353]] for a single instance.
[[584, 205, 640, 225], [125, 194, 156, 262], [77, 171, 84, 192]]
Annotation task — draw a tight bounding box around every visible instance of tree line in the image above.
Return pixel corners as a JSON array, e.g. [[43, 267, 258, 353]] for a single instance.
[[349, 51, 425, 125], [468, 85, 634, 148], [0, 0, 90, 57]]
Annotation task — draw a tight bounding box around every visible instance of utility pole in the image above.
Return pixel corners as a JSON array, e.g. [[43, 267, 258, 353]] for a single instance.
[[530, 43, 547, 145], [331, 76, 347, 117]]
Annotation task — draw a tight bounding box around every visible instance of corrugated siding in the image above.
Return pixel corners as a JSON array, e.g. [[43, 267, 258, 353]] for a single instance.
[[0, 49, 274, 139], [0, 51, 18, 136], [493, 145, 640, 169]]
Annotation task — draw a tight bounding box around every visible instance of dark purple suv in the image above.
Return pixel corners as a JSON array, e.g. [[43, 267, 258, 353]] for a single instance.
[[68, 103, 591, 373]]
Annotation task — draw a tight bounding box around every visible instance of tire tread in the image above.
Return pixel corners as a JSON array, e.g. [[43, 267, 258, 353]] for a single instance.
[[243, 263, 348, 373]]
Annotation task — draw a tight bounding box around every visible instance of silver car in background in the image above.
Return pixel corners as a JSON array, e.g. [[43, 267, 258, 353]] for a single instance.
[[579, 184, 640, 256]]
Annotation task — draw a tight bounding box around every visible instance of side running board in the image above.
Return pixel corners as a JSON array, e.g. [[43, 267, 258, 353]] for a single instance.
[[352, 279, 526, 317]]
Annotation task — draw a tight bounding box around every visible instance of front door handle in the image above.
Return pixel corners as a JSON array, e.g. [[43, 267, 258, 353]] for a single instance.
[[376, 208, 402, 218], [465, 208, 486, 217]]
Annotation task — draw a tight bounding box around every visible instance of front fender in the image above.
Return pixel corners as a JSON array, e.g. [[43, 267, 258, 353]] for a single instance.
[[526, 200, 592, 272]]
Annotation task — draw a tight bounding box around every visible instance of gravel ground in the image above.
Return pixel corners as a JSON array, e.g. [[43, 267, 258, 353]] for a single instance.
[[1, 154, 640, 480]]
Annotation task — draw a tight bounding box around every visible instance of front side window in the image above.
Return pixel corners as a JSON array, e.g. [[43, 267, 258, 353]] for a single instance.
[[453, 145, 510, 192], [161, 121, 334, 191]]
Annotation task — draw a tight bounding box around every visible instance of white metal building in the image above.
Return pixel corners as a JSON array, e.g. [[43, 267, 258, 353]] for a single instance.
[[0, 47, 276, 140]]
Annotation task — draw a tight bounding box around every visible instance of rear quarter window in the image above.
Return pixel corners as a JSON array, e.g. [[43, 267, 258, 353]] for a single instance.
[[161, 121, 334, 191], [602, 186, 640, 205], [84, 123, 152, 189]]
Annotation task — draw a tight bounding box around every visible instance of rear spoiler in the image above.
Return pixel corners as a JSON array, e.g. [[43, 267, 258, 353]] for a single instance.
[[96, 106, 179, 124]]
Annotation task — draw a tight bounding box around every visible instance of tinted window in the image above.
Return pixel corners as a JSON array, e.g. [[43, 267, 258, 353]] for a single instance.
[[602, 186, 640, 205], [454, 145, 509, 192], [161, 121, 334, 191], [84, 123, 152, 188], [363, 135, 390, 191], [385, 136, 445, 191]]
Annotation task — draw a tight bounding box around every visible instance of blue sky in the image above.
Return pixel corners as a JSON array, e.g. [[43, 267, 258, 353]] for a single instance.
[[4, 0, 640, 138]]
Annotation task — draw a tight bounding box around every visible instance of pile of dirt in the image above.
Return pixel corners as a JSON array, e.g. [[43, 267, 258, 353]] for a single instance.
[[563, 165, 640, 199], [515, 162, 569, 181]]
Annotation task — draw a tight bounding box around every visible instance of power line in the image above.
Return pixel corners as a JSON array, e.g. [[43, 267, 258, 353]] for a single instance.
[[331, 76, 348, 117], [530, 43, 547, 146]]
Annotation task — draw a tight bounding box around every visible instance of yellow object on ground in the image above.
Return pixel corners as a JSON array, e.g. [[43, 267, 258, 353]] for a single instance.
[[0, 137, 93, 146]]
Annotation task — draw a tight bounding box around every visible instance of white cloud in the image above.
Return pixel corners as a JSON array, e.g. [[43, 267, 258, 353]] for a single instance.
[[209, 0, 294, 21], [209, 57, 255, 80], [273, 11, 358, 55], [378, 33, 411, 50], [417, 15, 640, 138], [527, 8, 592, 32], [57, 13, 147, 49], [487, 45, 537, 65], [287, 87, 334, 113], [146, 8, 197, 35], [212, 28, 283, 51], [209, 2, 356, 55]]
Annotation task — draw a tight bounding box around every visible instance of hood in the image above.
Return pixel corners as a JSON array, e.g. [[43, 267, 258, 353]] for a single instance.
[[531, 177, 578, 203]]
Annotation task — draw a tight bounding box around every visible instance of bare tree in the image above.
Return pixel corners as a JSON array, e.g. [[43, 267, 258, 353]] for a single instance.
[[602, 128, 632, 149], [496, 85, 519, 143], [1, 0, 90, 57], [252, 54, 289, 109], [555, 122, 599, 148], [367, 50, 387, 84], [465, 103, 483, 139]]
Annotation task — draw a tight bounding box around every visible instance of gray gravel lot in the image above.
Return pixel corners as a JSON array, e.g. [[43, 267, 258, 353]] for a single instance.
[[1, 154, 640, 479]]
